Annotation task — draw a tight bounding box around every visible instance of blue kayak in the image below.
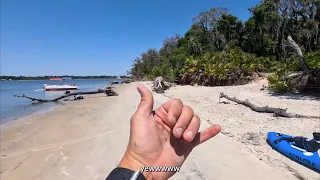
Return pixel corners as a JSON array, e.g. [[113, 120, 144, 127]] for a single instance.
[[267, 132, 320, 173]]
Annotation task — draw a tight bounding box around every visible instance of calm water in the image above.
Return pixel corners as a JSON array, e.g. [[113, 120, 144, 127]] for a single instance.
[[0, 79, 120, 124]]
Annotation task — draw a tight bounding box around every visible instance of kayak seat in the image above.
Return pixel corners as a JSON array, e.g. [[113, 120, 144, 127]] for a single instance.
[[294, 137, 320, 152], [313, 132, 320, 141]]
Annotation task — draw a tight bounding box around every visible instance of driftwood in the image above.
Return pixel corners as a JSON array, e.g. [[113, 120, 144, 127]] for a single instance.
[[219, 92, 320, 119], [152, 76, 173, 93], [14, 82, 118, 103], [284, 36, 320, 92]]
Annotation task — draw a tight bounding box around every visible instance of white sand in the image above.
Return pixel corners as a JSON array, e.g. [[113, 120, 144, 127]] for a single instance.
[[140, 79, 319, 180], [1, 81, 319, 180]]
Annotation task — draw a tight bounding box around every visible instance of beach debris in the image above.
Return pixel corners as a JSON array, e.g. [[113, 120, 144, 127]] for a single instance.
[[74, 96, 84, 100], [219, 92, 320, 119], [260, 85, 267, 91], [14, 82, 118, 103], [152, 76, 173, 93], [123, 78, 134, 84]]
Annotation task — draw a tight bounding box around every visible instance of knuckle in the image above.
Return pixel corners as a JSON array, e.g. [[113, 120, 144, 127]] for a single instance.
[[171, 98, 183, 104], [183, 105, 194, 115], [193, 114, 201, 123]]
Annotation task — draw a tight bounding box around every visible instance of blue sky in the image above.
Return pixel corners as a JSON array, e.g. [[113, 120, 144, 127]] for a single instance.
[[1, 0, 260, 76]]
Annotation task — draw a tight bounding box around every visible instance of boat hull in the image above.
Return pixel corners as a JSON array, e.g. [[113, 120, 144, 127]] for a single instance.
[[45, 87, 78, 91], [43, 84, 78, 91]]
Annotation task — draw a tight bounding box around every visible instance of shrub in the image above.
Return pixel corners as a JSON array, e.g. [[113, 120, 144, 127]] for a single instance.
[[150, 61, 175, 82], [267, 73, 289, 93]]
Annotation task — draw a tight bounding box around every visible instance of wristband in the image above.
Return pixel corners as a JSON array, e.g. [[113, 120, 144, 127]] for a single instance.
[[105, 167, 146, 180]]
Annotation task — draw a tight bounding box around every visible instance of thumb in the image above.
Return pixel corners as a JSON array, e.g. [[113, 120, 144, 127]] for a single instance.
[[136, 85, 154, 116]]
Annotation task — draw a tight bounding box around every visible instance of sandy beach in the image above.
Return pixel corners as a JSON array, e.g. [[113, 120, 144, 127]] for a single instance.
[[1, 81, 319, 180]]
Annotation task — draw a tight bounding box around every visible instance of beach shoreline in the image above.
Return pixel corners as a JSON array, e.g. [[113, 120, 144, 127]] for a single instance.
[[1, 81, 319, 180], [0, 103, 61, 128]]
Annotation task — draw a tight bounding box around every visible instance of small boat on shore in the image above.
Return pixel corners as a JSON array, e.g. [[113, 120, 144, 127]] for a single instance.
[[43, 84, 78, 91], [49, 78, 63, 81]]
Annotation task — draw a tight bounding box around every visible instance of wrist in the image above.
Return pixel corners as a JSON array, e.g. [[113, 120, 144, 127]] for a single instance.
[[118, 152, 153, 180]]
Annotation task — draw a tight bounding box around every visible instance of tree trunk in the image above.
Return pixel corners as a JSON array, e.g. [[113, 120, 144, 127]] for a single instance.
[[287, 35, 310, 70]]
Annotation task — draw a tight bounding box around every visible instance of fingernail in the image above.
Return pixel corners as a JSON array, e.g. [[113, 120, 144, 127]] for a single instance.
[[186, 131, 194, 139], [176, 127, 183, 136]]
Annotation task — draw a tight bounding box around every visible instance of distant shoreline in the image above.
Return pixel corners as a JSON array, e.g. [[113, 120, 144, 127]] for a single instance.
[[0, 76, 130, 81]]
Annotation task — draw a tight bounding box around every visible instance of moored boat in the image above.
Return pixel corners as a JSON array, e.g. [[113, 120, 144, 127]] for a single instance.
[[43, 84, 78, 91], [49, 77, 63, 81]]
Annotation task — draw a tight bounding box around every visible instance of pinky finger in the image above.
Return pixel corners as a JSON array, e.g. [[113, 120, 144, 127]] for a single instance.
[[192, 124, 221, 147]]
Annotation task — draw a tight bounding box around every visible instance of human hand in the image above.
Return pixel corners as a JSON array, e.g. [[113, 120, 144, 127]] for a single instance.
[[118, 85, 221, 180]]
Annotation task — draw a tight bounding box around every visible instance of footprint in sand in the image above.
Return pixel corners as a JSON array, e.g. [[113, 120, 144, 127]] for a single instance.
[[60, 166, 71, 177], [45, 154, 54, 161]]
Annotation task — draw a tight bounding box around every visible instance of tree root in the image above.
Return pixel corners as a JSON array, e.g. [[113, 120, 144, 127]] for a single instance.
[[219, 92, 320, 119]]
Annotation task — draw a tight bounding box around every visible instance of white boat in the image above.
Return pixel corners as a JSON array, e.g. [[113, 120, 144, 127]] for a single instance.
[[43, 84, 78, 91]]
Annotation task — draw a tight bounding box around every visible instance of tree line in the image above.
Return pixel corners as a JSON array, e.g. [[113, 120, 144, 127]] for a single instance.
[[128, 0, 320, 92]]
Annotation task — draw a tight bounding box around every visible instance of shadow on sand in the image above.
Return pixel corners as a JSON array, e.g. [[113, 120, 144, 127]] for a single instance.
[[268, 90, 320, 101]]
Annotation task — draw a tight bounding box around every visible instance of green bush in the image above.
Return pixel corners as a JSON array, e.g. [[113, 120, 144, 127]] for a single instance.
[[305, 52, 320, 68], [180, 50, 276, 80], [150, 62, 175, 82], [267, 73, 289, 93]]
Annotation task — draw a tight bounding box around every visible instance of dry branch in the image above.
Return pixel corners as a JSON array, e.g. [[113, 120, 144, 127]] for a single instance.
[[219, 92, 319, 119]]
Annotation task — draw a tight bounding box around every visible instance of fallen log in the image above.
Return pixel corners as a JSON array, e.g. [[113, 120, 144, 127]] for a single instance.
[[219, 92, 320, 119], [14, 83, 118, 103]]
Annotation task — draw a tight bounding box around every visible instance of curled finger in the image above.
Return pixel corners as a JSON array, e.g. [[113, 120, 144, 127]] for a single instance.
[[183, 114, 200, 142]]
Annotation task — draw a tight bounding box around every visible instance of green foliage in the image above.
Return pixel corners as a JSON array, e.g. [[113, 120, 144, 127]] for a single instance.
[[267, 73, 289, 93], [179, 50, 280, 81], [150, 62, 175, 82], [129, 0, 319, 92], [305, 52, 320, 68]]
